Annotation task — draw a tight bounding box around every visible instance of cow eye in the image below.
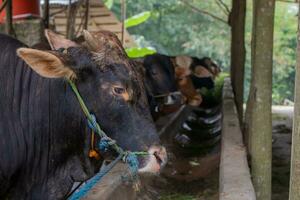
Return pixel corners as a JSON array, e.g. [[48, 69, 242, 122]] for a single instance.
[[113, 86, 126, 95]]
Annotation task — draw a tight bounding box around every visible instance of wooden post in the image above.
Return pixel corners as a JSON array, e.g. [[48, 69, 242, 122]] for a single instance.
[[5, 0, 13, 35], [0, 0, 7, 14], [84, 0, 89, 30], [66, 0, 79, 39], [43, 0, 49, 28], [247, 0, 275, 199], [120, 0, 126, 45], [229, 0, 246, 124], [289, 2, 300, 199]]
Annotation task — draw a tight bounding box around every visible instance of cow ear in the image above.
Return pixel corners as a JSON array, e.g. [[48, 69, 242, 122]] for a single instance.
[[45, 29, 78, 50], [17, 48, 76, 80]]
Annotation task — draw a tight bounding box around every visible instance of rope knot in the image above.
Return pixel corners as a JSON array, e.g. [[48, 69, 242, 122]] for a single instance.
[[124, 152, 139, 176], [87, 114, 98, 132], [98, 138, 110, 153]]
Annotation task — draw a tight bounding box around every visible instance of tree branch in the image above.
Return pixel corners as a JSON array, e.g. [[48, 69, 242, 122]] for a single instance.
[[179, 0, 228, 25], [216, 0, 230, 14], [215, 0, 229, 16]]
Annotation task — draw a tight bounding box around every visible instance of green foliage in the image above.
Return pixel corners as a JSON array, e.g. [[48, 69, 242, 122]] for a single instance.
[[112, 0, 231, 67], [125, 11, 151, 28], [244, 1, 297, 104], [125, 47, 156, 58], [111, 1, 298, 105], [272, 2, 297, 104], [200, 72, 229, 105], [103, 0, 114, 9]]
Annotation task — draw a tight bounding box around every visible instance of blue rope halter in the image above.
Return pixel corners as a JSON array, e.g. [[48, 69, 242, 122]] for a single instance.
[[67, 80, 148, 200]]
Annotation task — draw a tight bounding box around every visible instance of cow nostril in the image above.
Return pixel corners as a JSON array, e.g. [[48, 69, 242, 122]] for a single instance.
[[148, 146, 167, 167]]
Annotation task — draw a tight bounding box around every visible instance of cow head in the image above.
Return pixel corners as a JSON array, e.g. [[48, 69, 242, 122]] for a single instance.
[[191, 57, 220, 79], [17, 30, 167, 175], [172, 56, 202, 106], [143, 54, 177, 96]]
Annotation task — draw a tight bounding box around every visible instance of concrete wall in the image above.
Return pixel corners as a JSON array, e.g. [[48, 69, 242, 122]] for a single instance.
[[219, 78, 256, 200]]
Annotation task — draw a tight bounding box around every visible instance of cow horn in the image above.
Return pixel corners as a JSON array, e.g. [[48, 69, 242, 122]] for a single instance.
[[83, 30, 100, 51]]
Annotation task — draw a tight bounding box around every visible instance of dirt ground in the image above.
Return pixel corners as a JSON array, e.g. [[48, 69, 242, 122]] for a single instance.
[[137, 141, 220, 200], [142, 107, 293, 200], [272, 109, 293, 200]]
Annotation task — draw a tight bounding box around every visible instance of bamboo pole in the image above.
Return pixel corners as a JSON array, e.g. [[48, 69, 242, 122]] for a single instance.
[[248, 0, 275, 199], [288, 2, 300, 199]]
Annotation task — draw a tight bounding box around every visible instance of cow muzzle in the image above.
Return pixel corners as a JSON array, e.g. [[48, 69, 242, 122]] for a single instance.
[[138, 145, 167, 174]]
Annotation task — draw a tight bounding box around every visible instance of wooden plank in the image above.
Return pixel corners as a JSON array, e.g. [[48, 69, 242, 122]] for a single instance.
[[157, 105, 191, 137], [219, 78, 256, 200], [51, 7, 111, 16], [53, 15, 117, 25], [50, 0, 136, 47], [82, 163, 136, 200], [55, 24, 122, 32]]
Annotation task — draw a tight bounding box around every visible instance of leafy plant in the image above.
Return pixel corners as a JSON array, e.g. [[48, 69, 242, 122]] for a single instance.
[[125, 47, 156, 58], [103, 0, 114, 9], [125, 11, 151, 28]]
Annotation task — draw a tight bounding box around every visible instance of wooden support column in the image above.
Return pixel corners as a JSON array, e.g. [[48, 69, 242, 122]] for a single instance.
[[247, 0, 275, 199], [84, 0, 89, 30], [66, 0, 79, 39], [5, 0, 13, 35], [229, 0, 246, 124], [43, 0, 49, 28], [120, 0, 126, 45], [0, 0, 7, 13], [289, 2, 300, 199]]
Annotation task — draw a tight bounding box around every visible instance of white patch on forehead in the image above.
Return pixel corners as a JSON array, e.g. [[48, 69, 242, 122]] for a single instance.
[[101, 82, 110, 90]]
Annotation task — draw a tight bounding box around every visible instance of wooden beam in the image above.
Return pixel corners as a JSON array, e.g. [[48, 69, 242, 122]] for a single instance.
[[5, 0, 13, 36], [66, 0, 79, 39], [84, 0, 89, 30], [0, 0, 7, 14], [229, 0, 246, 125], [120, 0, 126, 45], [43, 0, 50, 28], [247, 0, 275, 199]]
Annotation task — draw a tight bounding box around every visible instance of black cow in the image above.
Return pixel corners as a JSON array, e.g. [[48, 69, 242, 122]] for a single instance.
[[143, 54, 177, 96], [0, 31, 167, 199], [133, 53, 203, 119]]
